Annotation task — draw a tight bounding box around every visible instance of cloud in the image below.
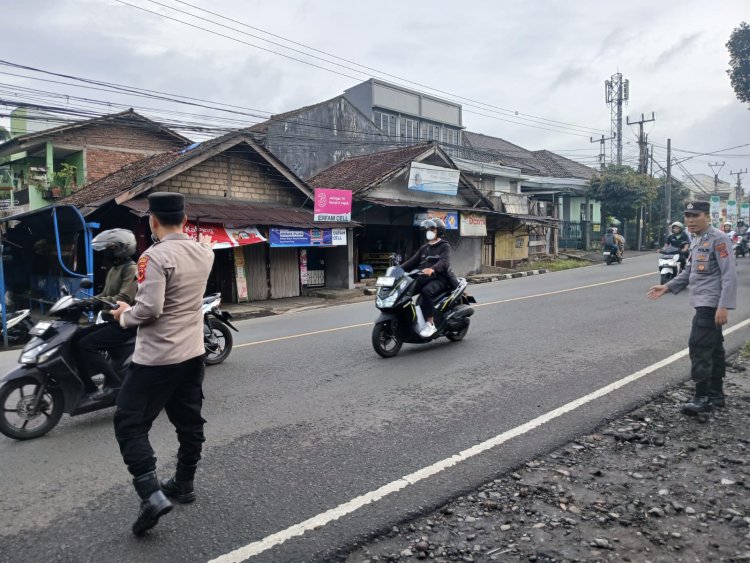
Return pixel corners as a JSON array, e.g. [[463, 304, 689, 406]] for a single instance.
[[645, 32, 702, 70]]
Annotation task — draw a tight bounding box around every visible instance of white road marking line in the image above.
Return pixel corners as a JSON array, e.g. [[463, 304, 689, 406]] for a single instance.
[[208, 315, 750, 563], [234, 272, 654, 348]]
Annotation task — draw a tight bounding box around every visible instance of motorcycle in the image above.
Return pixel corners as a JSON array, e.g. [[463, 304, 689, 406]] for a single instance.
[[0, 286, 238, 440], [733, 234, 747, 258], [371, 266, 476, 358], [603, 246, 622, 265], [202, 293, 238, 365], [0, 280, 131, 440], [658, 245, 682, 284], [1, 308, 34, 346]]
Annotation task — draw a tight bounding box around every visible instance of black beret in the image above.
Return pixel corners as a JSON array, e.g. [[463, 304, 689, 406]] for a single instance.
[[684, 200, 710, 214], [148, 192, 185, 214]]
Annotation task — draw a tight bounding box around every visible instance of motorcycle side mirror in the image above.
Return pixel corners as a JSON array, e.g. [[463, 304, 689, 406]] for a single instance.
[[60, 285, 69, 296], [79, 278, 93, 290]]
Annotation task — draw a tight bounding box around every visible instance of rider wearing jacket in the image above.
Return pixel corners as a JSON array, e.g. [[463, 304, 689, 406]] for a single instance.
[[400, 218, 451, 338], [666, 221, 691, 270], [76, 229, 138, 398]]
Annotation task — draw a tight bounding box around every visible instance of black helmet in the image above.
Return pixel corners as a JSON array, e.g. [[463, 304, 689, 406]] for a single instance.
[[92, 228, 136, 259], [421, 217, 446, 237]]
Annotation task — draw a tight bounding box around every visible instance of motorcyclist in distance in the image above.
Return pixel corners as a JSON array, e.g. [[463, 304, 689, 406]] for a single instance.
[[400, 218, 452, 338], [665, 221, 691, 270], [75, 229, 138, 400], [601, 227, 621, 258]]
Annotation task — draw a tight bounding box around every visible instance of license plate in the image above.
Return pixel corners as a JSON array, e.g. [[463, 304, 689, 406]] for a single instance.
[[376, 276, 395, 287], [30, 321, 52, 336], [602, 251, 610, 256]]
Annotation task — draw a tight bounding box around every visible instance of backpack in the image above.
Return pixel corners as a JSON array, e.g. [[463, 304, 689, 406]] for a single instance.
[[604, 233, 615, 246]]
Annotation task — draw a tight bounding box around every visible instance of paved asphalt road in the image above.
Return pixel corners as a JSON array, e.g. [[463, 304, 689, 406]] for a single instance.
[[2, 254, 750, 562]]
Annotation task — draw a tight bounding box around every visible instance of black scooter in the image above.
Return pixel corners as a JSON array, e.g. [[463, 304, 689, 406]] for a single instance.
[[0, 279, 133, 440], [371, 266, 476, 358]]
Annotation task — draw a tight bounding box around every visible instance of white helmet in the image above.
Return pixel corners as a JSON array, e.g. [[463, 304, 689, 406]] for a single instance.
[[724, 222, 733, 228], [670, 221, 684, 230]]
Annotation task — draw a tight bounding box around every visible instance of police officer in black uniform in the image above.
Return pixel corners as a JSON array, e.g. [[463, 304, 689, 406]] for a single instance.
[[647, 201, 737, 415], [111, 193, 214, 535]]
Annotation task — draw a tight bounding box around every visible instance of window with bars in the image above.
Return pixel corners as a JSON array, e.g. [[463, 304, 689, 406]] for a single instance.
[[400, 118, 419, 142]]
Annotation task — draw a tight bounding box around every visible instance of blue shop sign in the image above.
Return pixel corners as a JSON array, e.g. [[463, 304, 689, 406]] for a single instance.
[[270, 227, 347, 247]]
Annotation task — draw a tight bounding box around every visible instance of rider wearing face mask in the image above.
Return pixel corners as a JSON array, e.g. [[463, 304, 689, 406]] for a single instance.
[[400, 218, 452, 338]]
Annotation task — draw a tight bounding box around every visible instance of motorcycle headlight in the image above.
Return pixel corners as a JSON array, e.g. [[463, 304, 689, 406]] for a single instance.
[[19, 343, 47, 365], [37, 345, 61, 365]]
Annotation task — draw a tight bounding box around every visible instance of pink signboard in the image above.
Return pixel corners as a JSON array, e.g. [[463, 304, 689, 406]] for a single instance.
[[314, 188, 352, 222], [183, 222, 266, 249]]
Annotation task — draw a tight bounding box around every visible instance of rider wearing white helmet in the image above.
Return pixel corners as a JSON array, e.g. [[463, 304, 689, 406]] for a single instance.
[[666, 221, 691, 269]]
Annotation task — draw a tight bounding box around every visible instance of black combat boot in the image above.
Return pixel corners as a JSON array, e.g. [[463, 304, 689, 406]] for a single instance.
[[708, 378, 726, 407], [682, 381, 713, 416], [160, 463, 197, 504], [132, 471, 173, 536]]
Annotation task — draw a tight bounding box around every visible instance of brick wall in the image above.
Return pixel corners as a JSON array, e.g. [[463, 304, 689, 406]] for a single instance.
[[86, 148, 153, 184], [160, 154, 305, 206], [50, 122, 184, 153]]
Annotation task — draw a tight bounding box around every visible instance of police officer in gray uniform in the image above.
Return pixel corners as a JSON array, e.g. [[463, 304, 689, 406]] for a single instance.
[[648, 200, 737, 415], [112, 192, 214, 536]]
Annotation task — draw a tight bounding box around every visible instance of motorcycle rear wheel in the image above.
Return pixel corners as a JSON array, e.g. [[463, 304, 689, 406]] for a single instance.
[[204, 319, 233, 365], [372, 322, 402, 358], [446, 319, 470, 342], [0, 378, 64, 440]]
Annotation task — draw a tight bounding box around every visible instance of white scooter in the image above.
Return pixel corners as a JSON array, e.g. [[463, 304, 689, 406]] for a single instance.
[[658, 245, 681, 284], [1, 309, 33, 345]]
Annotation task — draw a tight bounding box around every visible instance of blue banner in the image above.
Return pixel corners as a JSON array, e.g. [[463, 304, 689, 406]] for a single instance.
[[270, 228, 333, 247]]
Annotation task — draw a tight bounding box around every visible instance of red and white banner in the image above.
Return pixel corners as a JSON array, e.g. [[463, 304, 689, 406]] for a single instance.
[[183, 221, 266, 249]]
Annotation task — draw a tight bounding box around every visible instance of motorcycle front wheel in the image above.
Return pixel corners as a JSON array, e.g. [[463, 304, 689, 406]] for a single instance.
[[660, 273, 673, 285], [0, 378, 64, 440], [204, 319, 233, 365], [372, 322, 402, 358]]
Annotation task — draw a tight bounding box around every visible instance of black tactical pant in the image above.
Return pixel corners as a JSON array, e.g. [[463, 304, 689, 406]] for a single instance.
[[114, 356, 206, 478], [414, 277, 447, 318], [76, 323, 136, 391], [688, 307, 725, 391]]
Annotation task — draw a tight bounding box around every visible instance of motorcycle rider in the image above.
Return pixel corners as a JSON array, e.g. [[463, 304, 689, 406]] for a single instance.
[[722, 221, 736, 240], [75, 228, 138, 399], [400, 218, 452, 338], [665, 221, 691, 270], [601, 227, 621, 258]]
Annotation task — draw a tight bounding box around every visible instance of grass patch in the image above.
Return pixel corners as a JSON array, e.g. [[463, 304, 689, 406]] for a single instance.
[[739, 341, 750, 359], [512, 259, 589, 272]]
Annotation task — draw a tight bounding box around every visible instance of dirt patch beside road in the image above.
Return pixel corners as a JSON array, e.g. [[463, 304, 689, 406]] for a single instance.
[[345, 354, 750, 562]]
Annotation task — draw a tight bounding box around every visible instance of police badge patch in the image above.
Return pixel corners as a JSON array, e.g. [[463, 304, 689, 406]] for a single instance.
[[137, 255, 149, 284], [716, 242, 729, 258]]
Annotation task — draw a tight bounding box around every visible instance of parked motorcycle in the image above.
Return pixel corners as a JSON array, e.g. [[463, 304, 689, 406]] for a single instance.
[[0, 286, 238, 440], [202, 293, 237, 365], [371, 266, 476, 358], [1, 309, 33, 346], [603, 246, 622, 265], [658, 245, 681, 284]]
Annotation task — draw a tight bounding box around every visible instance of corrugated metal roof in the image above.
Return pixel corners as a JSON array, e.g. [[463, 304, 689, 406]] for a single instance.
[[122, 197, 357, 229]]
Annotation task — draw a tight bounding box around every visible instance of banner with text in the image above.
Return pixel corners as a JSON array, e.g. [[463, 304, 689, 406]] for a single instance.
[[270, 227, 347, 247], [460, 212, 487, 237], [741, 202, 750, 222], [408, 162, 460, 196], [710, 195, 722, 227], [314, 188, 353, 222], [184, 222, 266, 250]]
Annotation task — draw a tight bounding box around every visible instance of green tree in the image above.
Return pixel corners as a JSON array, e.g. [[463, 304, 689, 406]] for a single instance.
[[727, 21, 750, 105], [588, 164, 659, 227], [0, 126, 9, 142]]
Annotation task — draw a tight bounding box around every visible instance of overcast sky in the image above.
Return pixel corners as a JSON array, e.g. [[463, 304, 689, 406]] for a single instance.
[[1, 0, 748, 187]]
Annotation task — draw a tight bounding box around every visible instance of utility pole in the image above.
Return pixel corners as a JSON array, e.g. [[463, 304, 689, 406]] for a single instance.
[[708, 162, 726, 195], [665, 139, 672, 226], [590, 134, 615, 171], [605, 73, 629, 165], [730, 168, 747, 204], [626, 112, 655, 174]]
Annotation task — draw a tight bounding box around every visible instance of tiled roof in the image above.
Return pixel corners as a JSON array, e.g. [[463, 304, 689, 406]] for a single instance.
[[461, 131, 544, 173], [308, 142, 434, 192], [531, 150, 596, 180], [0, 109, 191, 147], [60, 150, 184, 208]]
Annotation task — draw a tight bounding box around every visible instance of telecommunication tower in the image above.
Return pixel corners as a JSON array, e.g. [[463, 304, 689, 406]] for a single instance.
[[605, 73, 629, 165]]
